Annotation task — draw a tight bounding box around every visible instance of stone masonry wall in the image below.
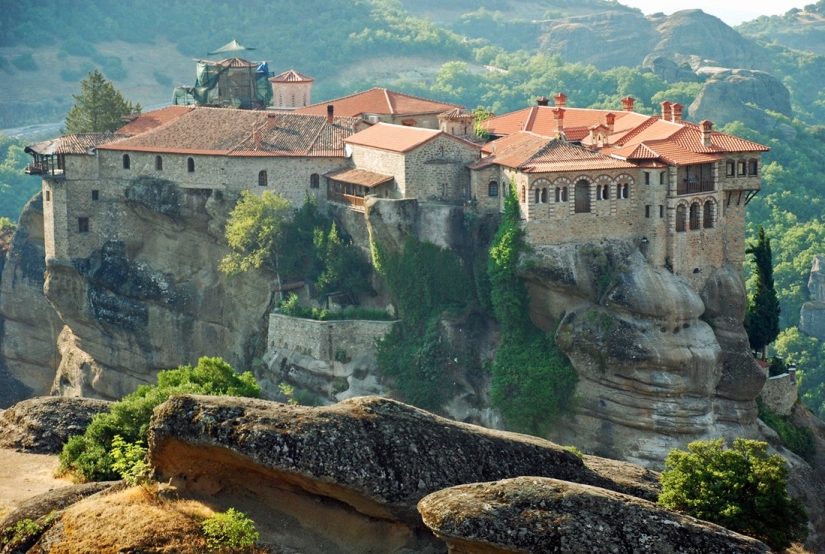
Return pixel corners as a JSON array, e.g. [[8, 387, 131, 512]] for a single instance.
[[759, 372, 798, 416], [268, 313, 397, 361], [403, 135, 479, 202], [349, 146, 407, 198]]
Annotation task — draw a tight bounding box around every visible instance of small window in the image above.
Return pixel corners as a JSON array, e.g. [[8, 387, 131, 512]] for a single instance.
[[122, 154, 130, 169], [644, 172, 650, 185], [78, 217, 89, 233], [521, 185, 526, 203], [488, 181, 498, 197], [737, 160, 746, 176], [645, 205, 651, 218], [689, 203, 700, 230], [659, 205, 664, 218], [535, 188, 541, 204], [541, 188, 548, 203], [726, 161, 735, 177], [676, 205, 686, 232], [310, 173, 320, 189], [621, 183, 629, 199], [187, 157, 195, 173], [155, 156, 163, 171], [704, 201, 714, 228], [259, 170, 268, 187], [748, 160, 758, 176], [92, 190, 99, 201], [45, 190, 50, 202], [659, 172, 666, 185]]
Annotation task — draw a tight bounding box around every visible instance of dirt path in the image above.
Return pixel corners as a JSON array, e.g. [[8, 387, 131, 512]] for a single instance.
[[0, 448, 73, 518]]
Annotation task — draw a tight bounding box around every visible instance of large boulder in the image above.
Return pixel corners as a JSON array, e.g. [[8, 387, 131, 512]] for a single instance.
[[0, 396, 110, 453], [800, 255, 825, 340], [148, 395, 659, 553], [417, 476, 770, 553]]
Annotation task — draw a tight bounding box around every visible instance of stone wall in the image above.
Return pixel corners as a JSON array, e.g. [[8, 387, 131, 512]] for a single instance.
[[759, 372, 798, 416], [402, 135, 479, 202], [268, 313, 397, 362], [349, 146, 407, 197]]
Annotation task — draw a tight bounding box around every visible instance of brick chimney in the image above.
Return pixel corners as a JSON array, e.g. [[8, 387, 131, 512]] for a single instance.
[[327, 104, 334, 124], [700, 120, 713, 147], [660, 101, 672, 121], [552, 107, 565, 134], [553, 93, 567, 107], [605, 112, 615, 133], [252, 124, 261, 149], [672, 103, 684, 123], [621, 96, 635, 111], [537, 96, 549, 106]]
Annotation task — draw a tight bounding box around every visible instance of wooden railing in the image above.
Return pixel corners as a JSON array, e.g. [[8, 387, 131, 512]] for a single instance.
[[328, 190, 365, 211], [677, 179, 714, 195]]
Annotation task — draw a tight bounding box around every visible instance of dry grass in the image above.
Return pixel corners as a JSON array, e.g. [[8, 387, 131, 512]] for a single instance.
[[47, 486, 212, 554]]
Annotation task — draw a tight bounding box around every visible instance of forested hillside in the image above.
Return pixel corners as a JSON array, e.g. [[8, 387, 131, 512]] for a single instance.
[[3, 0, 825, 417]]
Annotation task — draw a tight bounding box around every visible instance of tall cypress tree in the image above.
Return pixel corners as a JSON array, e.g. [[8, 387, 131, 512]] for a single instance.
[[744, 226, 781, 360]]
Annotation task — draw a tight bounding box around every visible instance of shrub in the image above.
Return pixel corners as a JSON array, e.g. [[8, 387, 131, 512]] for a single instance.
[[202, 508, 259, 552], [0, 519, 42, 549], [758, 400, 816, 461], [659, 438, 807, 551], [110, 435, 151, 486], [59, 357, 260, 482]]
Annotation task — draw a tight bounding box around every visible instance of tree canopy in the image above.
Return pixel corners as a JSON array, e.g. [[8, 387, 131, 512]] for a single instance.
[[64, 69, 141, 133], [659, 438, 807, 551], [744, 226, 781, 359]]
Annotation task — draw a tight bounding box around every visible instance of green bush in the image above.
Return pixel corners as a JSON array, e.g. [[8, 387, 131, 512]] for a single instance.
[[59, 357, 260, 482], [279, 294, 393, 321], [0, 519, 42, 549], [110, 435, 151, 486], [202, 508, 259, 552], [659, 438, 807, 551], [758, 400, 816, 462]]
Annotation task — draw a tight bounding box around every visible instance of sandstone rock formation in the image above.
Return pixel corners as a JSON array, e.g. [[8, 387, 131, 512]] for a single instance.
[[418, 476, 770, 553], [800, 255, 825, 340], [688, 68, 792, 130], [39, 186, 276, 400], [148, 395, 661, 552], [0, 396, 110, 453], [523, 241, 764, 467], [0, 195, 64, 407]]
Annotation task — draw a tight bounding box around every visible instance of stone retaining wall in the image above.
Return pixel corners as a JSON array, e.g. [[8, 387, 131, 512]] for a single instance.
[[759, 371, 798, 416]]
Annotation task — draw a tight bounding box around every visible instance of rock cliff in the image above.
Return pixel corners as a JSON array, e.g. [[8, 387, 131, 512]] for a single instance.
[[800, 255, 825, 340]]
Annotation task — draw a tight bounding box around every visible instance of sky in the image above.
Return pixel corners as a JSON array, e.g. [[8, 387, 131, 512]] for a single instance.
[[618, 0, 804, 26]]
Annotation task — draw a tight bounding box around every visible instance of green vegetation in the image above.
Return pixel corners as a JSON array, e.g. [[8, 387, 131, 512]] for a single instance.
[[202, 508, 259, 552], [659, 438, 807, 551], [486, 184, 576, 435], [0, 133, 40, 221], [279, 293, 393, 321], [0, 519, 42, 550], [59, 357, 259, 482], [744, 227, 781, 359], [374, 235, 473, 410], [64, 69, 141, 133], [757, 400, 816, 462], [774, 328, 825, 419], [110, 435, 151, 486]]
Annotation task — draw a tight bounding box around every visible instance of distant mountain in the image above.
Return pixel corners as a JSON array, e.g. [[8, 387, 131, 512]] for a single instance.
[[738, 1, 825, 55]]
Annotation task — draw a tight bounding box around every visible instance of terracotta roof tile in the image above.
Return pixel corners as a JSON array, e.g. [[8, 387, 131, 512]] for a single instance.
[[439, 107, 474, 120], [296, 88, 462, 118], [345, 123, 479, 154], [116, 106, 193, 135], [269, 69, 314, 83], [26, 133, 130, 156], [324, 168, 393, 188], [482, 106, 645, 138]]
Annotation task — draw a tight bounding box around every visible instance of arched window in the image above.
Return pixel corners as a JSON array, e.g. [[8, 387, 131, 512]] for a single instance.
[[187, 157, 195, 173], [155, 156, 163, 171], [258, 170, 268, 187], [597, 185, 607, 201], [534, 188, 541, 204], [488, 181, 498, 197], [676, 205, 686, 232], [618, 183, 629, 199], [689, 203, 700, 230], [521, 185, 526, 203], [555, 186, 567, 202], [122, 154, 130, 169], [574, 180, 591, 213], [541, 188, 548, 203], [310, 173, 320, 189], [703, 200, 714, 228]]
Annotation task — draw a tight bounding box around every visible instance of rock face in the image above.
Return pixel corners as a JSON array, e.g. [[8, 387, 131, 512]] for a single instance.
[[800, 255, 825, 340], [524, 241, 764, 467], [0, 396, 110, 453], [40, 187, 275, 400], [688, 68, 792, 130], [418, 476, 770, 553], [148, 395, 659, 552], [0, 195, 64, 407]]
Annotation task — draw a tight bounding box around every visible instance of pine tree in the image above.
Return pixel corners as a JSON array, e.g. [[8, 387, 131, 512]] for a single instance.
[[64, 69, 141, 133], [744, 226, 781, 360]]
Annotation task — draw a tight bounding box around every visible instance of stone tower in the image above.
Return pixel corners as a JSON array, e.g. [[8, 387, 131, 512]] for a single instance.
[[269, 69, 314, 110]]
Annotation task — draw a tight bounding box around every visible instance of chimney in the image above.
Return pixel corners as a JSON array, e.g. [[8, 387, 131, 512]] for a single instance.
[[605, 112, 616, 133], [672, 103, 684, 123], [537, 96, 549, 106], [553, 93, 567, 107], [700, 120, 713, 147], [326, 104, 334, 124], [552, 107, 565, 134], [660, 101, 672, 121], [252, 124, 261, 149], [621, 96, 635, 111]]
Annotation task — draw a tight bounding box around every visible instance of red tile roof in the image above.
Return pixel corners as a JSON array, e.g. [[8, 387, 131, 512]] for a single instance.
[[324, 168, 393, 188], [99, 107, 358, 157], [26, 133, 130, 156], [116, 106, 193, 135], [345, 123, 479, 154], [269, 69, 314, 83], [296, 88, 462, 118]]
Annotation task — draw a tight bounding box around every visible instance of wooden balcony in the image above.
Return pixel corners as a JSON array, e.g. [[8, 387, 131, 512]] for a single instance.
[[328, 190, 366, 211], [25, 161, 64, 177], [677, 179, 713, 195]]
